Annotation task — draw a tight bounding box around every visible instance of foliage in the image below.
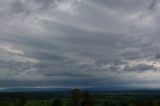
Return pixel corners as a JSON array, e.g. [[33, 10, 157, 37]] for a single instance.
[[67, 89, 82, 106], [82, 91, 94, 106], [1, 90, 160, 106], [51, 98, 62, 106]]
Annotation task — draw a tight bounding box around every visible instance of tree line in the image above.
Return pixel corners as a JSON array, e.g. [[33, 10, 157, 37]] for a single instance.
[[1, 89, 160, 106]]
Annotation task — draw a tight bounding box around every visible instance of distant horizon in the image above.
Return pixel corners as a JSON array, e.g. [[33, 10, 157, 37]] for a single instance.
[[1, 86, 160, 93]]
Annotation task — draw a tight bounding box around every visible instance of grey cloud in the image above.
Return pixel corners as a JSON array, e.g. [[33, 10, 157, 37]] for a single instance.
[[155, 53, 160, 59], [91, 0, 149, 12], [149, 0, 158, 11], [91, 0, 159, 13], [0, 59, 37, 79], [0, 0, 160, 89], [124, 64, 157, 72], [120, 47, 142, 60], [11, 0, 30, 14], [9, 0, 56, 15]]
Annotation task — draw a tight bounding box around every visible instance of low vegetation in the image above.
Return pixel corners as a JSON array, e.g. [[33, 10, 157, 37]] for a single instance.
[[1, 89, 160, 106]]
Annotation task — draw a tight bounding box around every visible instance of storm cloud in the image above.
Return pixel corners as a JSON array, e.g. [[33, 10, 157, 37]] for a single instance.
[[0, 0, 160, 89]]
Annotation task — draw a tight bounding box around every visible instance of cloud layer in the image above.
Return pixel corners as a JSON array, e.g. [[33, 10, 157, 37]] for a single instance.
[[0, 0, 160, 89]]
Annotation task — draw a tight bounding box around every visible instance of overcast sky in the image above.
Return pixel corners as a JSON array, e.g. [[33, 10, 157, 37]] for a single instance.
[[1, 0, 160, 89]]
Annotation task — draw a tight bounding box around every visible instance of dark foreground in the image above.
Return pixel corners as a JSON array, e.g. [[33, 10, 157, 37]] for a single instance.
[[1, 90, 160, 106]]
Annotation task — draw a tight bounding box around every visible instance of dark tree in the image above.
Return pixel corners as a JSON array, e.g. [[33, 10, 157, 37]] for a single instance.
[[52, 98, 62, 106], [81, 101, 86, 106], [17, 99, 26, 106], [82, 91, 94, 106], [153, 100, 160, 106], [103, 101, 109, 106], [67, 89, 82, 106]]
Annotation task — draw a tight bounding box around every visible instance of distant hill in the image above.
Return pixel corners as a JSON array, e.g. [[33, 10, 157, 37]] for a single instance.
[[1, 86, 160, 93], [0, 87, 71, 92]]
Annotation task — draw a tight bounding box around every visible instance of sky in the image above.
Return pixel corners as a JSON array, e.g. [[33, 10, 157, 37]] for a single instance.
[[1, 0, 160, 90]]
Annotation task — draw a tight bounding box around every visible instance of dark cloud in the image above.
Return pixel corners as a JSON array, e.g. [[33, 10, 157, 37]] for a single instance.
[[155, 53, 160, 59], [0, 0, 160, 89], [124, 64, 157, 72], [120, 48, 142, 60], [149, 0, 158, 11], [91, 0, 149, 12], [9, 0, 56, 15]]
